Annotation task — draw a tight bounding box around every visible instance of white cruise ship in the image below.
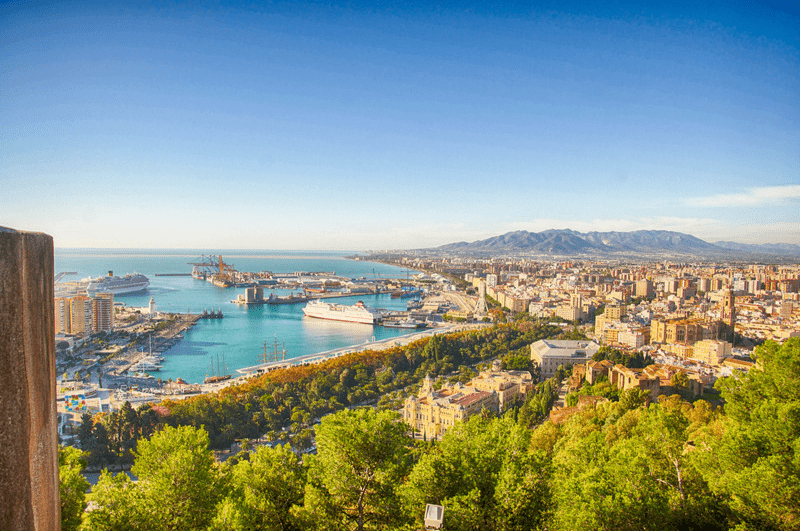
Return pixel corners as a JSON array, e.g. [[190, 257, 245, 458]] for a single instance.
[[302, 299, 383, 324], [86, 271, 150, 296]]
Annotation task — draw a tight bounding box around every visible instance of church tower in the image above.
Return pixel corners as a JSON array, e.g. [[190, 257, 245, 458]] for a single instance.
[[722, 289, 735, 329]]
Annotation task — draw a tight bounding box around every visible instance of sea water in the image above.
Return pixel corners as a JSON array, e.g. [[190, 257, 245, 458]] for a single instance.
[[55, 249, 423, 383]]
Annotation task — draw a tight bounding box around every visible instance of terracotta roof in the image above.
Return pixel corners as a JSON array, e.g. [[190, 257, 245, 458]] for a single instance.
[[452, 390, 492, 408]]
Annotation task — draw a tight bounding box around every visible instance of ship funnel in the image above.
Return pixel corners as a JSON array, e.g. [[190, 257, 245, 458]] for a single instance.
[[108, 270, 113, 277]]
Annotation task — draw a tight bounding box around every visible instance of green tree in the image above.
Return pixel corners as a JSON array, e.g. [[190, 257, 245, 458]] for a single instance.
[[401, 416, 550, 531], [501, 352, 533, 372], [84, 470, 142, 531], [86, 425, 222, 531], [77, 412, 95, 450], [301, 408, 412, 531], [618, 387, 651, 412], [59, 445, 89, 531], [694, 338, 800, 530], [211, 444, 305, 531], [549, 399, 723, 531], [88, 421, 112, 468]]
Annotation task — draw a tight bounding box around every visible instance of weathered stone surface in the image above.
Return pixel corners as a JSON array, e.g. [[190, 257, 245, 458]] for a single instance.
[[0, 227, 59, 531]]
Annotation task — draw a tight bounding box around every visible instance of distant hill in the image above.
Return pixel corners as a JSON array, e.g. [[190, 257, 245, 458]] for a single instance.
[[432, 229, 739, 256], [713, 241, 800, 257]]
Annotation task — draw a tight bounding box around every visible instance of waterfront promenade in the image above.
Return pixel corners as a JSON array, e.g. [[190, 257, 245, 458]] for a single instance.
[[234, 323, 484, 377]]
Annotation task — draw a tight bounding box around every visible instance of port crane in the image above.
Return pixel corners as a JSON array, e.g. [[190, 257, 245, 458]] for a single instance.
[[188, 255, 237, 286]]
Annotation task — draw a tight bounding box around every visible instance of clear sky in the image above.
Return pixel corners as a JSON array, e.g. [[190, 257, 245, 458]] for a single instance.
[[2, 0, 798, 249]]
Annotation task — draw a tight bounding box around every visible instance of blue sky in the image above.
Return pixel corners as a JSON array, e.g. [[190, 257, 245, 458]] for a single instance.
[[2, 1, 798, 249]]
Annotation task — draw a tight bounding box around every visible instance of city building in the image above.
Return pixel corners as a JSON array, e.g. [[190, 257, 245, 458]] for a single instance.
[[403, 374, 499, 440], [54, 297, 71, 334], [650, 318, 717, 345], [691, 340, 732, 366], [530, 339, 601, 380], [469, 361, 534, 412], [635, 279, 654, 299], [585, 359, 614, 384], [609, 365, 661, 401], [69, 296, 93, 334], [604, 303, 627, 321], [722, 289, 735, 329], [617, 328, 647, 348], [92, 293, 114, 332]]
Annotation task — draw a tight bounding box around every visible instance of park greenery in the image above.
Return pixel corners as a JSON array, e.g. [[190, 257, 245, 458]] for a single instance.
[[61, 332, 800, 531], [76, 321, 565, 465]]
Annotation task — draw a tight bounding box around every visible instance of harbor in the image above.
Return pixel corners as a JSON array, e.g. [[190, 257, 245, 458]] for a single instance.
[[54, 249, 443, 386], [56, 319, 488, 447]]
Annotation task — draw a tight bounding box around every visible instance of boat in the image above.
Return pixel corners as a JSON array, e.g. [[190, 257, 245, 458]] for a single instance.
[[383, 318, 427, 329], [204, 354, 232, 384], [86, 271, 149, 296], [302, 299, 383, 324], [211, 275, 233, 288], [391, 288, 422, 299], [266, 292, 310, 305], [407, 299, 423, 311], [130, 359, 163, 372], [261, 337, 287, 362]]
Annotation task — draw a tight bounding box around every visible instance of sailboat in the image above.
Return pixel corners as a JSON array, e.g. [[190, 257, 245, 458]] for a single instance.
[[204, 354, 232, 384], [261, 336, 287, 363]]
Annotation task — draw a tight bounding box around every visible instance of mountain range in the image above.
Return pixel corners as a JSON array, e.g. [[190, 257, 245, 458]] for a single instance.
[[430, 230, 800, 258]]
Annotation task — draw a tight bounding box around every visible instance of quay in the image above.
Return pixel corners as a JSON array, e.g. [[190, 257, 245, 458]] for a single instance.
[[231, 288, 400, 305]]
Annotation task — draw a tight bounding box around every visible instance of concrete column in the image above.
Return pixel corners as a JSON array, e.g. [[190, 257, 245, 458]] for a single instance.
[[0, 227, 59, 530]]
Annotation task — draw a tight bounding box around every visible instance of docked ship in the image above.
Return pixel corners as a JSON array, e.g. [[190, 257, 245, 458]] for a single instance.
[[204, 354, 232, 384], [383, 318, 427, 329], [391, 288, 422, 299], [86, 271, 149, 296], [302, 300, 383, 324]]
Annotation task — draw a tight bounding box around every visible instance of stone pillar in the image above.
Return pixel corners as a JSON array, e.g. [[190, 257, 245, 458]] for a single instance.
[[0, 227, 59, 530]]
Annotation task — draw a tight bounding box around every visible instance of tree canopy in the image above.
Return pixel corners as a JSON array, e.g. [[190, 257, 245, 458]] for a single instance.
[[67, 333, 800, 531]]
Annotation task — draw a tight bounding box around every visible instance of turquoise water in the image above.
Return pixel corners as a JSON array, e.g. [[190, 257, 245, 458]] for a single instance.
[[55, 249, 420, 383]]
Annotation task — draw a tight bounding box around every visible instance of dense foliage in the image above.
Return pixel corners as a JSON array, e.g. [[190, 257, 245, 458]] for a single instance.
[[76, 321, 564, 466], [58, 336, 800, 530], [593, 346, 654, 368]]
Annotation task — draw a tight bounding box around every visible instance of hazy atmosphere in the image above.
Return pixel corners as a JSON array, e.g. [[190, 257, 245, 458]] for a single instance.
[[3, 1, 798, 249]]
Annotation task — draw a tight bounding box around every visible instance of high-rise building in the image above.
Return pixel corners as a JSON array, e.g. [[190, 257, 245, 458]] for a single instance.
[[605, 303, 627, 321], [54, 298, 71, 334], [635, 280, 654, 299], [69, 296, 94, 334], [570, 292, 583, 309], [697, 278, 711, 293], [92, 293, 114, 332]]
